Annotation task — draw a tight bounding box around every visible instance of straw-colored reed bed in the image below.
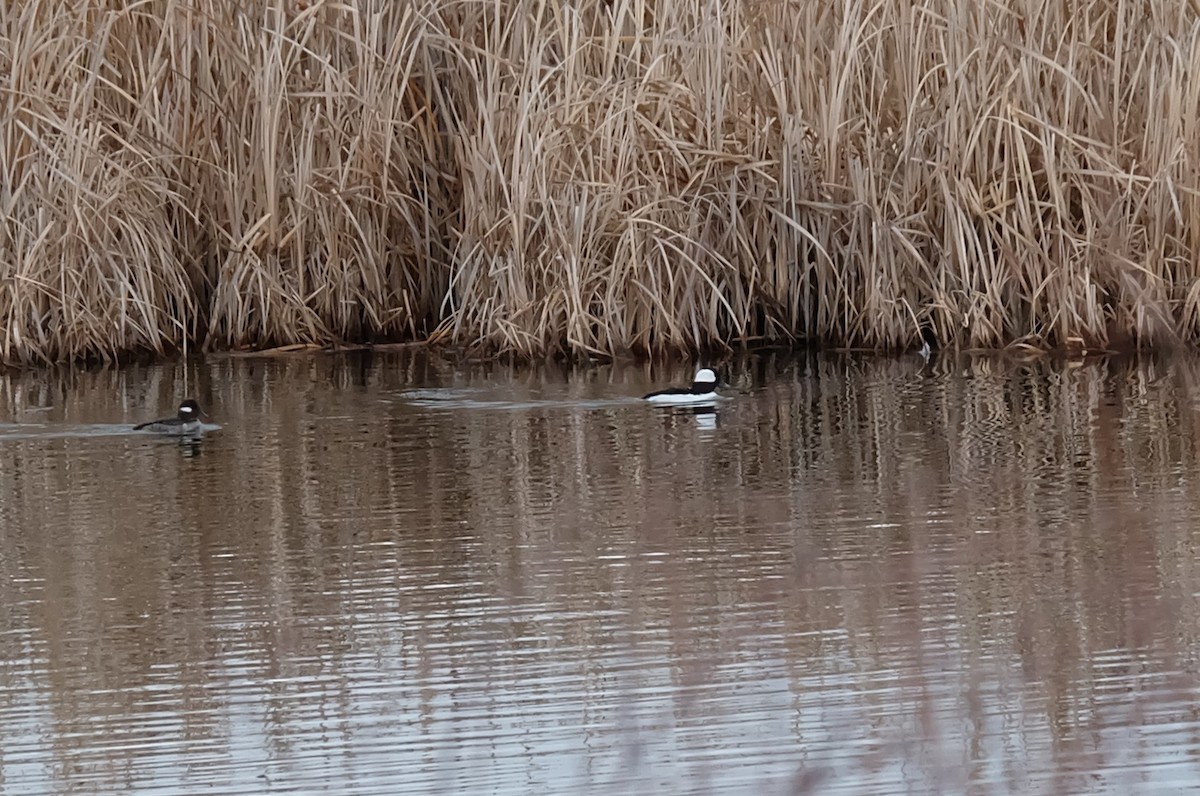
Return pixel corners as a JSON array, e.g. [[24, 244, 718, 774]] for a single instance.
[[2, 0, 1199, 364]]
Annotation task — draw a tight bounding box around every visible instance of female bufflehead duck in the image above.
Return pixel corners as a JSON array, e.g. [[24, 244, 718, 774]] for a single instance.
[[643, 368, 721, 405], [134, 399, 204, 435]]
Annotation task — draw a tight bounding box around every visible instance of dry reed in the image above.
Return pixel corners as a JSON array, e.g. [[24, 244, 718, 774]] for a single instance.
[[2, 0, 1199, 364]]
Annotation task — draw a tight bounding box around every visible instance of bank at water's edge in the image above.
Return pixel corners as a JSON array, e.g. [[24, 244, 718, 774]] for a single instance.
[[3, 0, 1198, 365]]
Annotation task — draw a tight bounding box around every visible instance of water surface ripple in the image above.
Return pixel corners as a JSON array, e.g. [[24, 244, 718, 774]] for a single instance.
[[2, 353, 1200, 794]]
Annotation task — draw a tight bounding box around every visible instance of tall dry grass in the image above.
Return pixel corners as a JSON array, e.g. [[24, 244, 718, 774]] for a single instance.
[[2, 0, 1199, 363]]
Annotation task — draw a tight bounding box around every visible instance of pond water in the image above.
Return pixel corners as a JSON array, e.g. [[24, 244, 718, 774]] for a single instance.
[[2, 350, 1200, 795]]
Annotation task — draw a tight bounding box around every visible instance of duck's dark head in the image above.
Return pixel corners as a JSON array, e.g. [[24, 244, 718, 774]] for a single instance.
[[178, 399, 202, 421], [690, 368, 718, 393]]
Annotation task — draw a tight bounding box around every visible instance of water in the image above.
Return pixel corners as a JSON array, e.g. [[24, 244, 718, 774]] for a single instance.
[[3, 351, 1200, 795]]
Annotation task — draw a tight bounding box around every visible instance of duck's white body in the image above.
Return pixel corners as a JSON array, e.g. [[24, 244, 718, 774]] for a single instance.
[[643, 368, 721, 405]]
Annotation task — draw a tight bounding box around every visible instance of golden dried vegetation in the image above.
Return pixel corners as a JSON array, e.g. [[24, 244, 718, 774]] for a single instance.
[[2, 0, 1199, 364]]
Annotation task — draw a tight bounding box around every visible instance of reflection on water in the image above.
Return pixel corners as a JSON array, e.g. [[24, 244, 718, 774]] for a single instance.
[[3, 352, 1200, 794]]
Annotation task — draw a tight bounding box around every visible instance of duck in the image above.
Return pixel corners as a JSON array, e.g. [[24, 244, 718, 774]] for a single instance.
[[643, 368, 721, 405], [134, 399, 204, 435]]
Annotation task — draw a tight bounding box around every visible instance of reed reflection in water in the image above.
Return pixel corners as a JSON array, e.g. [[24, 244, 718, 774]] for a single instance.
[[2, 352, 1200, 794]]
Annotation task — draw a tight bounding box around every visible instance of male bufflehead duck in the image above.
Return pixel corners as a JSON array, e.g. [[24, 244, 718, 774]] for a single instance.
[[643, 368, 721, 405], [134, 399, 204, 435]]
